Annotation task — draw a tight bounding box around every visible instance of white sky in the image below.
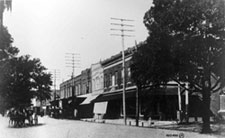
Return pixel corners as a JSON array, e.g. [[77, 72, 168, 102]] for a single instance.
[[4, 0, 152, 87]]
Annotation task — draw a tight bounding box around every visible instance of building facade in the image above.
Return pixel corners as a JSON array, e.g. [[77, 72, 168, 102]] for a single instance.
[[92, 47, 138, 119], [53, 45, 220, 122]]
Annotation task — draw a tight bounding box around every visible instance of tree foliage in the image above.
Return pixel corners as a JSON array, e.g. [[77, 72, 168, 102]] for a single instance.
[[0, 25, 19, 113], [131, 0, 225, 133], [0, 0, 52, 114], [0, 26, 19, 60], [1, 55, 52, 110]]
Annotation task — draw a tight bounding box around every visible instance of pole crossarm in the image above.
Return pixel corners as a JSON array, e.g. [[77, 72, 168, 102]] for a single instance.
[[65, 53, 80, 55], [110, 28, 135, 32], [111, 23, 134, 27], [111, 17, 134, 21], [65, 53, 81, 78], [110, 34, 135, 37]]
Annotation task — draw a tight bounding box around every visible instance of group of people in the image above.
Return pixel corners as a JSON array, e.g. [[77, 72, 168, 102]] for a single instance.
[[7, 108, 38, 127]]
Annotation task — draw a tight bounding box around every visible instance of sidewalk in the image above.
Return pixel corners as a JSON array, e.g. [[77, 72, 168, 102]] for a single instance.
[[80, 118, 225, 136]]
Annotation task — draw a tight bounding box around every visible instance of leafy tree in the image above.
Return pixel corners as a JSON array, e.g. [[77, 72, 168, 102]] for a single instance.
[[0, 26, 19, 60], [0, 0, 52, 114], [0, 25, 18, 114], [2, 55, 52, 110], [131, 0, 225, 133]]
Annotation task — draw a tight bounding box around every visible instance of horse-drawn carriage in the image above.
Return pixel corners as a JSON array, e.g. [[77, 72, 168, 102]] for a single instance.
[[7, 107, 38, 128]]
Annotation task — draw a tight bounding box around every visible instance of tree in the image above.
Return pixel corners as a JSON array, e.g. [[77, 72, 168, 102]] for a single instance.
[[131, 0, 225, 133], [0, 25, 19, 114], [0, 26, 19, 60], [0, 0, 12, 26], [2, 55, 52, 110]]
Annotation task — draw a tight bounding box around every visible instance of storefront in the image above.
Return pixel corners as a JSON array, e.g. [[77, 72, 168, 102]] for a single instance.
[[92, 86, 196, 121], [77, 94, 100, 118]]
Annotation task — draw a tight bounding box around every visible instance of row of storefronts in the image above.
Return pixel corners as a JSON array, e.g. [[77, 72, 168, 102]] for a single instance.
[[50, 46, 222, 121]]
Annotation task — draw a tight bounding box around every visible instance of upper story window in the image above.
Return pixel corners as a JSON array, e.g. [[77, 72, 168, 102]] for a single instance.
[[104, 75, 107, 88], [121, 69, 124, 79], [69, 87, 72, 97], [109, 73, 112, 86], [75, 86, 78, 95], [127, 67, 131, 84], [93, 79, 95, 91], [87, 82, 91, 93], [83, 83, 86, 94], [96, 77, 99, 90], [100, 76, 103, 89], [78, 84, 81, 95], [112, 75, 115, 86], [115, 71, 118, 86]]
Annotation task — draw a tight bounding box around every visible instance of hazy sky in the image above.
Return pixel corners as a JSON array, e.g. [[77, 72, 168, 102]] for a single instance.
[[4, 0, 152, 87]]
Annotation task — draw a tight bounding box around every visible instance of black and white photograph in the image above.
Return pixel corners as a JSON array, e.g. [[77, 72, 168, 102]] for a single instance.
[[0, 0, 225, 138]]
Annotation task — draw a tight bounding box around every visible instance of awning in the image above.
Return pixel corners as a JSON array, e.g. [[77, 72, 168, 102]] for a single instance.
[[80, 94, 100, 105], [153, 87, 179, 95], [92, 89, 136, 103], [93, 86, 181, 103], [77, 93, 91, 98]]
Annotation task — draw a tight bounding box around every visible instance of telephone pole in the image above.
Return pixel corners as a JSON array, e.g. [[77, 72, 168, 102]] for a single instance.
[[65, 53, 81, 78], [110, 17, 134, 125], [50, 69, 60, 101]]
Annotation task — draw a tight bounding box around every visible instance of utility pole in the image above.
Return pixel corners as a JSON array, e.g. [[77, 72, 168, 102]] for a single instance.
[[65, 53, 81, 78], [49, 69, 60, 110], [50, 69, 60, 101], [134, 41, 140, 126], [110, 17, 134, 125]]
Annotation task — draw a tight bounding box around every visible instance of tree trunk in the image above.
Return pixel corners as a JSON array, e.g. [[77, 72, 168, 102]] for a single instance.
[[201, 87, 211, 133]]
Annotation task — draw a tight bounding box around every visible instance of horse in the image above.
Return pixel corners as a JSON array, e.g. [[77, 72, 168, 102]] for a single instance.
[[8, 108, 30, 127], [7, 109, 15, 127]]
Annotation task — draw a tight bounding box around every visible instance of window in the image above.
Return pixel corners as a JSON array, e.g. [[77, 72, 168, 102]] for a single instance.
[[112, 75, 115, 86], [75, 86, 78, 95], [83, 83, 86, 94], [96, 77, 99, 90], [78, 84, 81, 95], [121, 69, 124, 86], [127, 67, 131, 84], [104, 75, 107, 88], [115, 71, 118, 85], [93, 79, 95, 91], [64, 87, 66, 98], [109, 73, 112, 86], [69, 87, 71, 97], [88, 82, 91, 93], [100, 76, 103, 89], [121, 69, 124, 79], [127, 67, 131, 78]]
